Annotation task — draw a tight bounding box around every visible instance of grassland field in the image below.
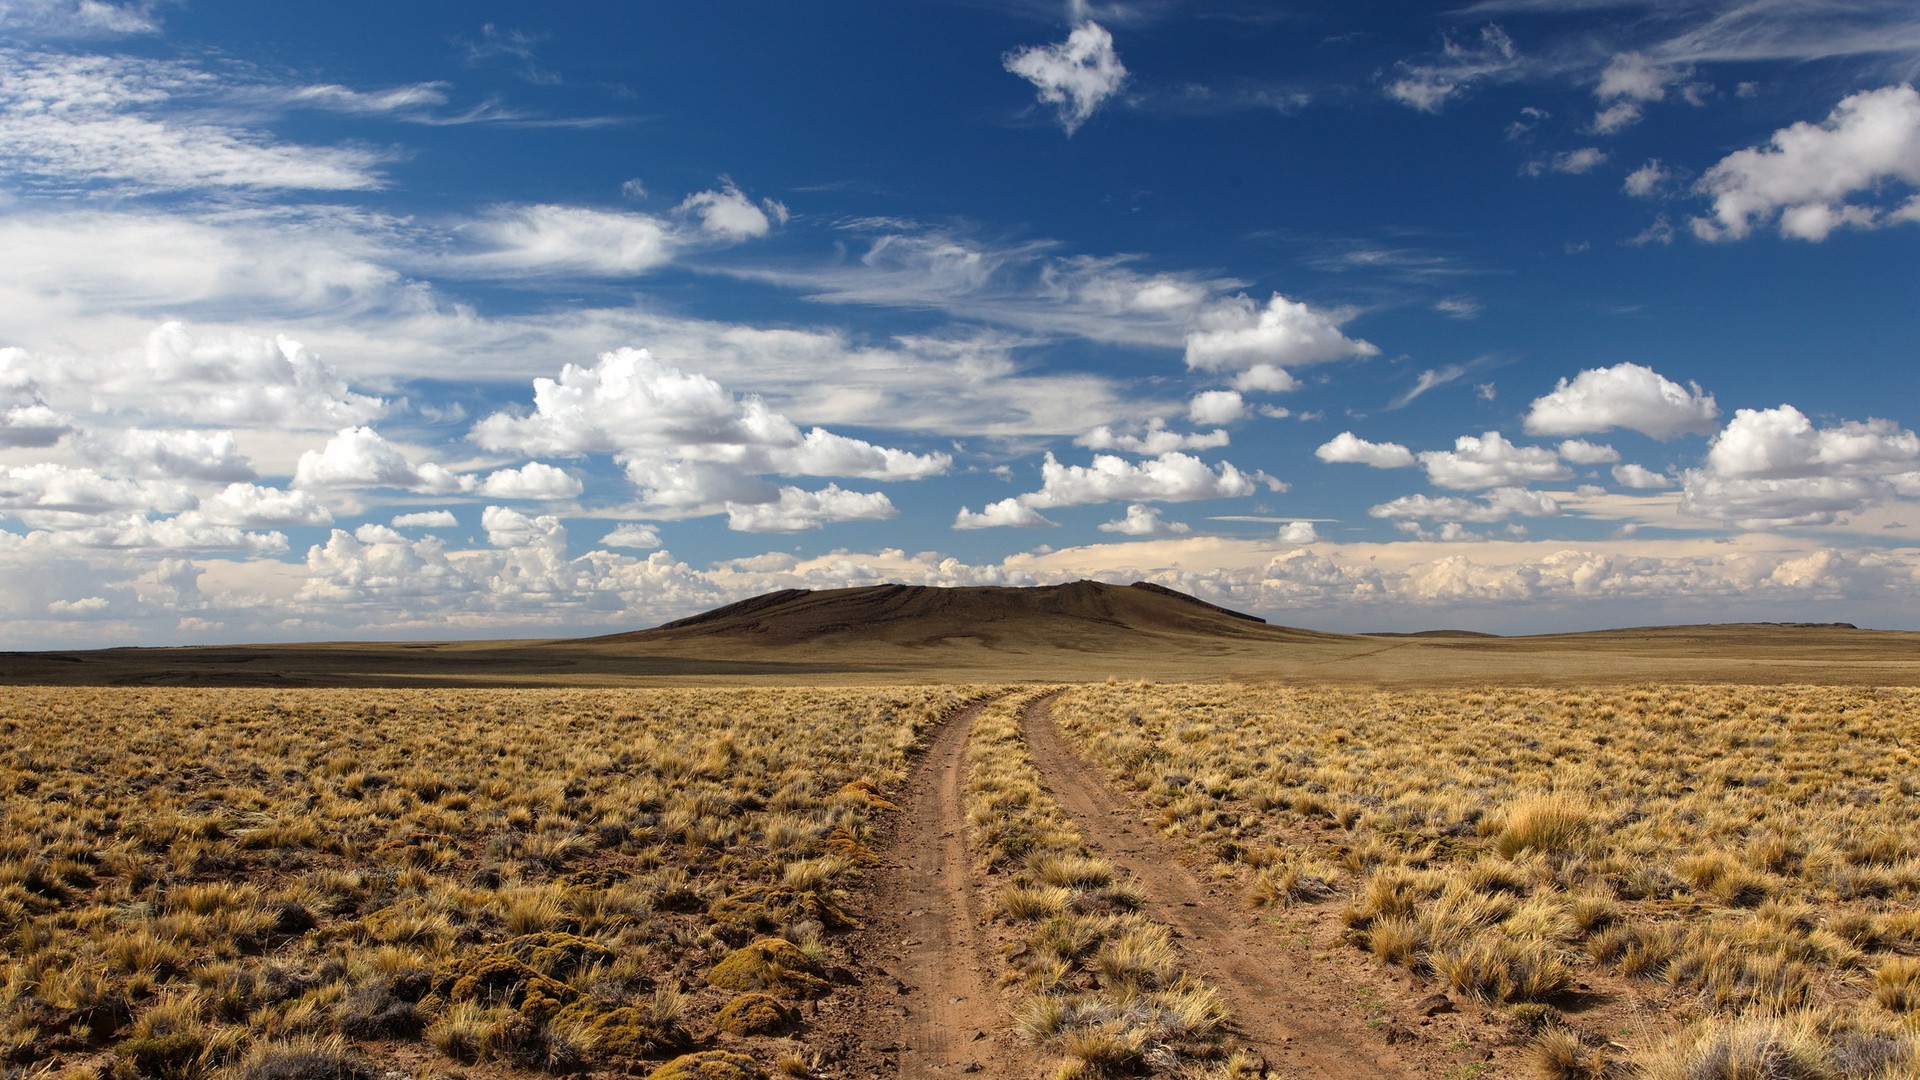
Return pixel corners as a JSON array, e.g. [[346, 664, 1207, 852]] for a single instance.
[[4, 680, 1918, 1079]]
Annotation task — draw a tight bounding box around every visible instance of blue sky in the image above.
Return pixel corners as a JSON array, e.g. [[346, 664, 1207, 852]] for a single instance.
[[3, 0, 1919, 646]]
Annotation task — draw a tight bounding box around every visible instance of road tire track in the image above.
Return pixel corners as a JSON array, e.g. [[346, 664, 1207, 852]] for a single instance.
[[835, 694, 1034, 1077], [1019, 694, 1424, 1079]]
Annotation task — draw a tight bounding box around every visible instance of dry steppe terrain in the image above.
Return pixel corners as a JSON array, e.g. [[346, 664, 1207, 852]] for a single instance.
[[4, 581, 1918, 688], [6, 583, 1920, 1078]]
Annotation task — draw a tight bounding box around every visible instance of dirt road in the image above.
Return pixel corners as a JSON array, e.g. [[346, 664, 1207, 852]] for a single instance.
[[836, 695, 1032, 1077], [835, 691, 1451, 1078]]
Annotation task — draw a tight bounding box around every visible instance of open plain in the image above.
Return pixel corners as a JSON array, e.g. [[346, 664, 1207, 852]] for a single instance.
[[6, 582, 1920, 1078], [4, 582, 1918, 689]]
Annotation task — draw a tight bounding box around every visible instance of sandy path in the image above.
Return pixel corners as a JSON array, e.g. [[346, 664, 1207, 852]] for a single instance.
[[1019, 694, 1425, 1079], [833, 694, 1034, 1077]]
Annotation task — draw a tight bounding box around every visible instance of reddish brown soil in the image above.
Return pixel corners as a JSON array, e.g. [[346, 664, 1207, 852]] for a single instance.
[[823, 694, 1038, 1077]]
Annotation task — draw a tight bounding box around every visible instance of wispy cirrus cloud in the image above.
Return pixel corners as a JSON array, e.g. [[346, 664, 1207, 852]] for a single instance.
[[0, 46, 593, 200], [1452, 0, 1920, 67], [0, 0, 160, 38], [1384, 24, 1526, 112], [1636, 0, 1920, 67], [1420, 1, 1920, 137], [0, 50, 390, 193], [712, 220, 1250, 349]]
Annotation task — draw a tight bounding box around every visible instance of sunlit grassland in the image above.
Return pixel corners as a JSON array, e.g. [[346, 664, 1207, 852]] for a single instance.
[[0, 685, 987, 1079], [1053, 683, 1920, 1079], [963, 694, 1259, 1080]]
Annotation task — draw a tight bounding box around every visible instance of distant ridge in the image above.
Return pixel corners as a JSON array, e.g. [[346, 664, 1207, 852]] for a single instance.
[[602, 580, 1322, 651], [6, 585, 1913, 689]]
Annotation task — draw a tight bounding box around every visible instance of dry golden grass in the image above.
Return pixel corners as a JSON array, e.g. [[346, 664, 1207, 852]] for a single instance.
[[13, 672, 1920, 1078], [0, 684, 987, 1078], [1052, 682, 1920, 1077], [962, 694, 1259, 1079]]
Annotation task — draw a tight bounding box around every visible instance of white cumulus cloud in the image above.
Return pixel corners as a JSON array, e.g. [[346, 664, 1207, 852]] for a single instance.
[[1315, 431, 1417, 469], [478, 462, 583, 501], [1025, 451, 1267, 508], [1681, 405, 1920, 526], [0, 356, 73, 446], [1419, 432, 1572, 489], [1612, 463, 1673, 489], [0, 402, 72, 447], [954, 497, 1057, 530], [1187, 389, 1245, 426], [81, 428, 256, 482], [302, 526, 472, 604], [1004, 21, 1128, 135], [1624, 159, 1675, 198], [196, 482, 331, 527], [1230, 364, 1301, 393], [1680, 473, 1888, 528], [472, 347, 947, 476], [1098, 503, 1190, 537], [1589, 52, 1690, 134], [598, 523, 662, 549], [481, 505, 565, 550], [1276, 520, 1320, 544], [1370, 486, 1562, 523], [1183, 294, 1377, 373], [126, 323, 387, 429], [1558, 439, 1620, 465], [470, 347, 948, 515], [676, 182, 788, 241], [71, 514, 289, 552], [47, 595, 111, 614], [1692, 84, 1920, 242], [1523, 362, 1720, 439], [1077, 419, 1229, 456], [726, 485, 896, 533], [953, 450, 1270, 528], [391, 510, 458, 529], [293, 427, 470, 494], [0, 463, 191, 517], [1704, 405, 1920, 479]]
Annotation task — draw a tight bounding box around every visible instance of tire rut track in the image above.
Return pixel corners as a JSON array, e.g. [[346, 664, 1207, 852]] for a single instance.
[[1019, 693, 1423, 1080], [841, 693, 1034, 1077]]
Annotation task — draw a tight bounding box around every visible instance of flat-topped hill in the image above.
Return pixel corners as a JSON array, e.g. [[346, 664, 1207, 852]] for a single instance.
[[1, 582, 1915, 687], [595, 580, 1335, 650]]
